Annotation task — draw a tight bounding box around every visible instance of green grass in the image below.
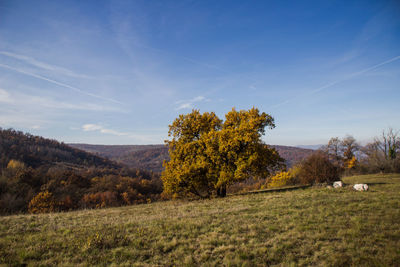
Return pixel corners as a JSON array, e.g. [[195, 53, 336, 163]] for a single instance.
[[1, 173, 399, 266]]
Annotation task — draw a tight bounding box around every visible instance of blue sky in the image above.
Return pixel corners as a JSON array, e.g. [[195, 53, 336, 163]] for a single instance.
[[0, 0, 399, 145]]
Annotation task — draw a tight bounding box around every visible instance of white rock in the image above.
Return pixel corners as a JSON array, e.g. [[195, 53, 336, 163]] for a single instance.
[[333, 181, 343, 188], [353, 184, 369, 191]]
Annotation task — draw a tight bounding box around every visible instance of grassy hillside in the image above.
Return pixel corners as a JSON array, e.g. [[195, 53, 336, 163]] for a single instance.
[[69, 143, 313, 173], [1, 173, 399, 266]]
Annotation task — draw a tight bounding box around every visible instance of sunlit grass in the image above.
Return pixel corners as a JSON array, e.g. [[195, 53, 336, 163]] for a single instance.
[[0, 173, 399, 266]]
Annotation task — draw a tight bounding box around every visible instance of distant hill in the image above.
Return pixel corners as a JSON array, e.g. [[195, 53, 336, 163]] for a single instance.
[[0, 128, 118, 170], [295, 144, 323, 150], [270, 145, 314, 167], [69, 143, 314, 173]]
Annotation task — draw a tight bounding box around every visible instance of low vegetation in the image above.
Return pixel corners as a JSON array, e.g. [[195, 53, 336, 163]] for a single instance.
[[0, 173, 399, 266]]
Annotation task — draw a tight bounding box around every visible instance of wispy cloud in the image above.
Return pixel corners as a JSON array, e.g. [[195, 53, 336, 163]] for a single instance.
[[175, 96, 209, 110], [81, 123, 164, 143], [82, 124, 128, 136], [312, 55, 400, 94], [0, 87, 123, 112], [271, 55, 400, 109], [0, 88, 13, 103], [0, 113, 49, 130], [0, 50, 92, 79], [0, 63, 122, 104], [82, 124, 129, 137]]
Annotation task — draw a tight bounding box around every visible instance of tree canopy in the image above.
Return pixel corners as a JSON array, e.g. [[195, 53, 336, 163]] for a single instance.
[[161, 108, 284, 198]]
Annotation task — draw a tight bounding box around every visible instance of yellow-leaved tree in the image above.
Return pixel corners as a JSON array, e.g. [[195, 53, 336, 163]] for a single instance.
[[161, 108, 284, 198]]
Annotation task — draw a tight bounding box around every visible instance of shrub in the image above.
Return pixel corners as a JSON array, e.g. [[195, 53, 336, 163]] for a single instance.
[[267, 171, 294, 188], [81, 191, 118, 209], [7, 159, 26, 170], [298, 152, 339, 184], [28, 191, 57, 214], [266, 165, 300, 188], [345, 156, 357, 169]]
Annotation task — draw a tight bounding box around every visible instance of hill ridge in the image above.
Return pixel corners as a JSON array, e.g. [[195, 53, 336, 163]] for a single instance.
[[68, 143, 314, 173]]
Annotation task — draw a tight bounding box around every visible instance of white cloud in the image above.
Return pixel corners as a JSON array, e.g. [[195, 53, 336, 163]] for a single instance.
[[0, 88, 13, 103], [80, 123, 166, 143], [82, 124, 103, 131], [82, 124, 128, 136], [175, 95, 209, 110], [176, 103, 192, 110]]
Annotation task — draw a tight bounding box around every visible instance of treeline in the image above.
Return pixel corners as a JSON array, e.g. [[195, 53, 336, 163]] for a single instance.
[[0, 129, 162, 215], [321, 128, 400, 174], [0, 128, 117, 169], [70, 143, 313, 173], [230, 128, 400, 193]]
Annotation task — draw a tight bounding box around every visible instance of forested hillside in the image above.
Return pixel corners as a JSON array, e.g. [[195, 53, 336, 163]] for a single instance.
[[0, 128, 118, 170], [69, 144, 313, 173], [0, 129, 162, 214], [69, 144, 166, 173], [0, 128, 313, 215]]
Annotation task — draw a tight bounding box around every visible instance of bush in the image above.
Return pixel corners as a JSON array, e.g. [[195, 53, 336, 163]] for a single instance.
[[298, 152, 339, 184], [81, 191, 118, 209], [28, 191, 57, 214], [266, 165, 301, 188], [267, 171, 294, 188]]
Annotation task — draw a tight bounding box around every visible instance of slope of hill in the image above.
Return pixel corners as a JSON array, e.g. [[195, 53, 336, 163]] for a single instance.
[[1, 173, 399, 265], [0, 128, 118, 170], [0, 129, 162, 214], [295, 144, 323, 150], [69, 143, 314, 173]]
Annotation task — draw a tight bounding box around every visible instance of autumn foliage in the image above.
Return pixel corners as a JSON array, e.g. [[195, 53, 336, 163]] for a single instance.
[[297, 152, 339, 184], [267, 166, 300, 188], [162, 108, 284, 198], [28, 191, 57, 214], [0, 129, 163, 214]]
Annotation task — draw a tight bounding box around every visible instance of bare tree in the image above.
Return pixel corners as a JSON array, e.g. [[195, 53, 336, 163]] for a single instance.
[[363, 128, 400, 173], [341, 135, 359, 161], [325, 137, 342, 164], [376, 128, 400, 160]]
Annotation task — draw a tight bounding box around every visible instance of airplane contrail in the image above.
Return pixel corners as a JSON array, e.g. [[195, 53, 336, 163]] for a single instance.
[[271, 55, 400, 109], [0, 63, 122, 104], [312, 55, 400, 93]]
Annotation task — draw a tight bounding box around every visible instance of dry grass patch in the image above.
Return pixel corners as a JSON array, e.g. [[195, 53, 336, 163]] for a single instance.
[[0, 173, 399, 266]]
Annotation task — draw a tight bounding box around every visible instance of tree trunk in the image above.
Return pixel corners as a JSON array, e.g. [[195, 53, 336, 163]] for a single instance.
[[217, 185, 227, 197]]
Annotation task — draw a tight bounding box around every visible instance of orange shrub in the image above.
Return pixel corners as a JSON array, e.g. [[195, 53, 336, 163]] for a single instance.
[[81, 191, 118, 208], [28, 191, 57, 214]]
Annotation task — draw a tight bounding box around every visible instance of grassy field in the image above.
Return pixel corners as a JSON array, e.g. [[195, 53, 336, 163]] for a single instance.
[[1, 173, 399, 266]]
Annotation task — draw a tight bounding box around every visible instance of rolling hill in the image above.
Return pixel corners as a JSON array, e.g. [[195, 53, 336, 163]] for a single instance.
[[69, 143, 314, 173], [1, 173, 399, 265], [0, 128, 118, 170], [0, 128, 162, 214]]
